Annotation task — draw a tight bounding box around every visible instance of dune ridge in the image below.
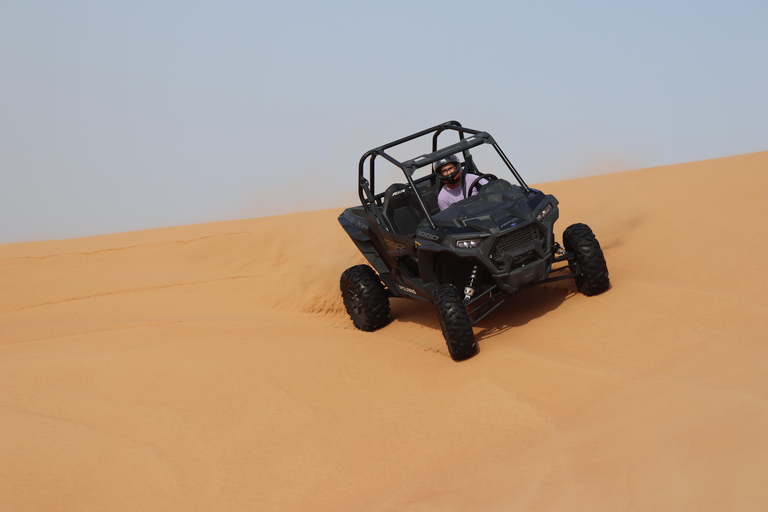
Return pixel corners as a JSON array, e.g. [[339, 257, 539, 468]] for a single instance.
[[1, 151, 767, 511]]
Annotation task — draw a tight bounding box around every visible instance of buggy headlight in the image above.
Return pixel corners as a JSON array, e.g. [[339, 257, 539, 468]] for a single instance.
[[456, 238, 483, 249], [536, 203, 553, 222]]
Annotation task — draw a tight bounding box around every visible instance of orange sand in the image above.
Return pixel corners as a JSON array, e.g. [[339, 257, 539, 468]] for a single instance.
[[2, 152, 767, 511]]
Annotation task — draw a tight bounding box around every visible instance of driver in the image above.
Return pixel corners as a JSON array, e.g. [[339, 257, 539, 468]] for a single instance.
[[434, 154, 488, 211]]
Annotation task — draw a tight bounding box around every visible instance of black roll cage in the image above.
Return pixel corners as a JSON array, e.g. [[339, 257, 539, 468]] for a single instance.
[[357, 121, 531, 230]]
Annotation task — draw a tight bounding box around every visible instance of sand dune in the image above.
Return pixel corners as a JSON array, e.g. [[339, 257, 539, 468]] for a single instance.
[[1, 151, 767, 511]]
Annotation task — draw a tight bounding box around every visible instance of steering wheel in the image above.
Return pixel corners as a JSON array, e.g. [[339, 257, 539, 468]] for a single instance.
[[467, 174, 498, 196]]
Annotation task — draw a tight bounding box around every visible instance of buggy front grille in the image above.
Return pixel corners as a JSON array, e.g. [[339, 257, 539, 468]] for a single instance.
[[491, 225, 545, 269]]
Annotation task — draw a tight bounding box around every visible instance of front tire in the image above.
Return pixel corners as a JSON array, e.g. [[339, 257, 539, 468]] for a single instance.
[[563, 223, 610, 296], [433, 284, 477, 361], [340, 265, 391, 331]]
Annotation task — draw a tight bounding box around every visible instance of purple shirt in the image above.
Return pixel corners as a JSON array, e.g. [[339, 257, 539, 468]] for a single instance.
[[437, 174, 487, 211]]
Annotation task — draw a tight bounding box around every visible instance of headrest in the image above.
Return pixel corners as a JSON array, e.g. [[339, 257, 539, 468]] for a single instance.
[[383, 183, 412, 210]]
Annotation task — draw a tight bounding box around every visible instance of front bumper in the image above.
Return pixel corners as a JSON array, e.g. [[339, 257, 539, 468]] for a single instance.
[[491, 256, 552, 293]]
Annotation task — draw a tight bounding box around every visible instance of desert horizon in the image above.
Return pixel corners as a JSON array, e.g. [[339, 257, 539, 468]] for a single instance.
[[2, 151, 767, 511]]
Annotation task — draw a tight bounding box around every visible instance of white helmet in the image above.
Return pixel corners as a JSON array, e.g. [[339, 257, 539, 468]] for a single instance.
[[432, 154, 461, 184]]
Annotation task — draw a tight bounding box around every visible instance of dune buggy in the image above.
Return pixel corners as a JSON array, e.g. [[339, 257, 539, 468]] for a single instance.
[[338, 121, 609, 361]]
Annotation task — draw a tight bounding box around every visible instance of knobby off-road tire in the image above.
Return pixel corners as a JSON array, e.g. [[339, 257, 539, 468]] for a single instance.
[[340, 265, 391, 331], [433, 284, 477, 361], [563, 223, 610, 296]]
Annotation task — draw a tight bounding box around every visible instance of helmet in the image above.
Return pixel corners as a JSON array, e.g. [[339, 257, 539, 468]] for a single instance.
[[433, 154, 462, 184]]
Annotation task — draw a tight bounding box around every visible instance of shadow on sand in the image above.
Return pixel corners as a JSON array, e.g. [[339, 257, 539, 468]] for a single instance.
[[388, 282, 577, 344], [472, 285, 576, 342]]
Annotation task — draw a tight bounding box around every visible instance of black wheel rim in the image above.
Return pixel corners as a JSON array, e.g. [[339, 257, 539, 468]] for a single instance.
[[346, 285, 363, 318]]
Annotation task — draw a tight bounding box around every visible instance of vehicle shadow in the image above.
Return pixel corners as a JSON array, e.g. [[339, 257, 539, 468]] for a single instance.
[[472, 284, 576, 342], [388, 282, 577, 343], [388, 299, 440, 330]]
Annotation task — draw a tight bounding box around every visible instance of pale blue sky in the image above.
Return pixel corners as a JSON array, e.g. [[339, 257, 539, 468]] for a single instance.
[[1, 1, 766, 243]]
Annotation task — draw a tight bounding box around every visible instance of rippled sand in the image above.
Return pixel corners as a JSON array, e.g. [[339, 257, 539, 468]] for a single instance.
[[2, 151, 767, 511]]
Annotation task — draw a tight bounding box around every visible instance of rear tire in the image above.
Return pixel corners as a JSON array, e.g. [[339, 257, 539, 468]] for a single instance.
[[340, 265, 391, 331], [433, 284, 477, 361], [563, 223, 610, 296]]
